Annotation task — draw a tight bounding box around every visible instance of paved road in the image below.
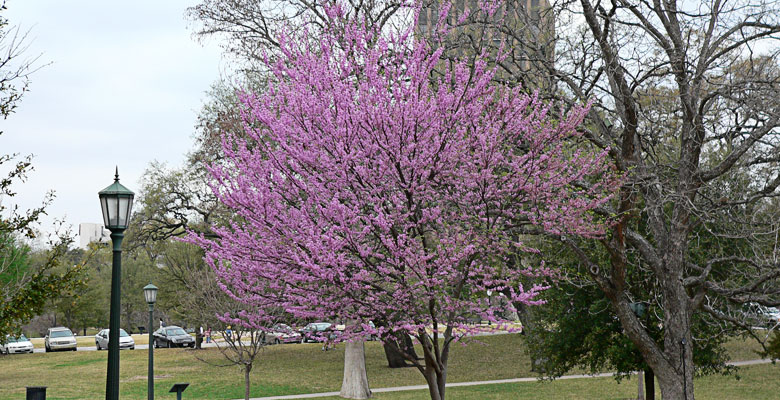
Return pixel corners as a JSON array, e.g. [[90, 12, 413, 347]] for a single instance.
[[30, 339, 240, 353], [242, 358, 776, 400], [32, 344, 152, 353]]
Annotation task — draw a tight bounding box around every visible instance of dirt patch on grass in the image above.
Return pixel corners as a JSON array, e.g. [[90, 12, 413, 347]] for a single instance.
[[123, 374, 172, 382]]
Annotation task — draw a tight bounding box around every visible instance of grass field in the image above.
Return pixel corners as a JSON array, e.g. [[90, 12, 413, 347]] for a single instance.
[[0, 333, 773, 399], [318, 363, 780, 400]]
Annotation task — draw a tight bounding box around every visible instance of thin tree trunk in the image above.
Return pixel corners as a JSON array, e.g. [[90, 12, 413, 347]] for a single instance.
[[419, 334, 448, 400], [340, 339, 371, 399], [637, 370, 644, 400], [420, 364, 447, 400], [422, 366, 442, 400], [244, 364, 251, 400]]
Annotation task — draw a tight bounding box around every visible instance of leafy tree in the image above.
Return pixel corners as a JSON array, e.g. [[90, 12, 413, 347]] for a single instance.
[[524, 242, 734, 400], [50, 247, 107, 335], [0, 1, 82, 341], [188, 6, 618, 400], [446, 1, 780, 397]]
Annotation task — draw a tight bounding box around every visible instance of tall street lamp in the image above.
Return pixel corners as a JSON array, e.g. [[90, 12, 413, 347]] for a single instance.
[[144, 283, 158, 400], [99, 167, 135, 400]]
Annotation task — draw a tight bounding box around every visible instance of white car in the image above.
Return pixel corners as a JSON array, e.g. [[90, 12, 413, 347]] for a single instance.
[[95, 329, 135, 350], [745, 303, 780, 327], [265, 324, 302, 344], [1, 334, 34, 354], [758, 306, 780, 327], [45, 327, 77, 352]]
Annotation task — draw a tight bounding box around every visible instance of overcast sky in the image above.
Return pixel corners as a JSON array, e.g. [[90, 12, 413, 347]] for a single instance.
[[1, 1, 224, 243]]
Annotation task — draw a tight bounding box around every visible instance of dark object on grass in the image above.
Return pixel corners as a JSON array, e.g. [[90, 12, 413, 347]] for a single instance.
[[169, 383, 189, 400], [26, 386, 46, 400]]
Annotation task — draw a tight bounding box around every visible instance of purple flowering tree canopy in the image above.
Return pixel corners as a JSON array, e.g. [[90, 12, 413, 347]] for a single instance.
[[187, 3, 618, 398]]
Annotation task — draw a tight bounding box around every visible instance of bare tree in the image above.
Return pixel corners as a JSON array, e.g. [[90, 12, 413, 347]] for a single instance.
[[445, 0, 780, 398], [150, 238, 276, 400], [194, 324, 266, 400], [187, 0, 408, 64]]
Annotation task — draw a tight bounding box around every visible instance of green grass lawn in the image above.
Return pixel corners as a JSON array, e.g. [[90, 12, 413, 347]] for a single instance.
[[0, 334, 773, 399], [317, 363, 780, 399]]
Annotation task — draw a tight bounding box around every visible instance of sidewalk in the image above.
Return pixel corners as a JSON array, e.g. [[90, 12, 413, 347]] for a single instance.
[[244, 358, 774, 400]]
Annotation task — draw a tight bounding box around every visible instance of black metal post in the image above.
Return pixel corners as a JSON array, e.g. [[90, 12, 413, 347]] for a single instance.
[[106, 230, 124, 400], [148, 303, 154, 400], [26, 386, 46, 400], [645, 367, 655, 400]]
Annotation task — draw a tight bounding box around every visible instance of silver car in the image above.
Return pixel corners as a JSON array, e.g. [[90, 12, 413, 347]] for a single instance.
[[45, 327, 77, 352], [1, 334, 34, 354], [265, 324, 302, 344], [95, 329, 135, 350]]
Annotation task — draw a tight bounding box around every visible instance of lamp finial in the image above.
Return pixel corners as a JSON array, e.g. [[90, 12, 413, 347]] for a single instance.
[[114, 166, 119, 182]]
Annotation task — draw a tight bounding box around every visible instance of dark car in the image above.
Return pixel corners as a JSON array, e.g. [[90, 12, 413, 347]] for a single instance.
[[299, 322, 334, 343], [153, 326, 195, 348]]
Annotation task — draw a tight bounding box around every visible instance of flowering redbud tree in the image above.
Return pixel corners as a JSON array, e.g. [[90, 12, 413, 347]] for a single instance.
[[188, 5, 617, 399]]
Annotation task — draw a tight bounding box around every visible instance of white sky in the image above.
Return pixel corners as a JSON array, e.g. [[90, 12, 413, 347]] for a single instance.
[[1, 1, 224, 243]]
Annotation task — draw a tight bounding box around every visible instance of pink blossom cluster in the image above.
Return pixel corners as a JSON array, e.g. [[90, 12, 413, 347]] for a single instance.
[[187, 4, 617, 341]]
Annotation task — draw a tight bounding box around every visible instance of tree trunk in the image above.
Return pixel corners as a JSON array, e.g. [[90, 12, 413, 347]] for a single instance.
[[244, 364, 251, 400], [383, 342, 409, 368], [421, 356, 447, 400], [616, 292, 693, 400], [655, 338, 693, 400], [340, 339, 371, 399], [383, 332, 418, 368], [655, 275, 694, 400], [423, 368, 442, 400], [637, 370, 644, 400], [418, 334, 448, 400]]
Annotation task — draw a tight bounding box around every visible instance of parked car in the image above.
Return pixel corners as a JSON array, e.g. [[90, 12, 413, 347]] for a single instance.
[[153, 326, 195, 348], [299, 322, 334, 343], [1, 334, 34, 354], [265, 324, 302, 344], [45, 327, 77, 352], [746, 303, 780, 327], [95, 329, 135, 350]]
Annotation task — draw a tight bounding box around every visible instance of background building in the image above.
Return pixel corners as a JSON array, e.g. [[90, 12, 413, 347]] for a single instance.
[[78, 222, 110, 249]]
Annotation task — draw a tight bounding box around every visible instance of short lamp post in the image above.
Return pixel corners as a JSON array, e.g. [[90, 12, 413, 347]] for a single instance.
[[144, 283, 158, 400], [99, 168, 135, 400]]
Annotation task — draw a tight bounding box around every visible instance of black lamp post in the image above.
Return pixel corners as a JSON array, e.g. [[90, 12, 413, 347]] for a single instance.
[[144, 283, 158, 400], [99, 167, 135, 400]]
